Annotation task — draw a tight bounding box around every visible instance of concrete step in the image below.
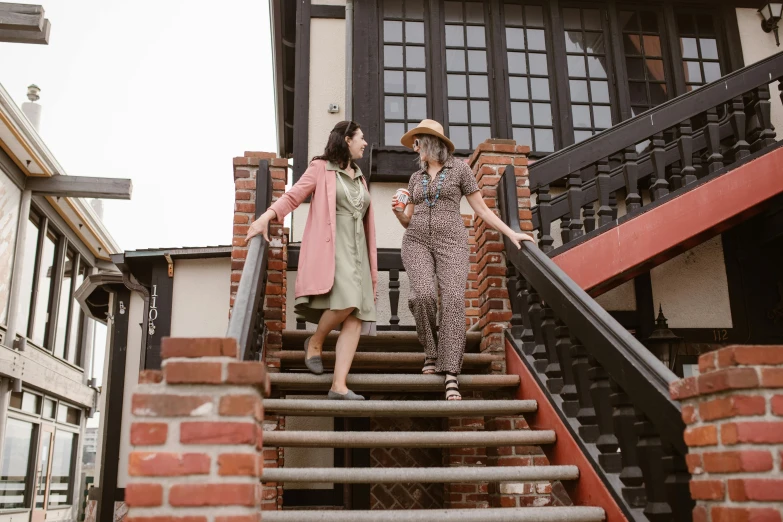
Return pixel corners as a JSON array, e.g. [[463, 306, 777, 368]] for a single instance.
[[262, 465, 578, 484], [268, 351, 502, 370], [282, 330, 482, 353], [263, 429, 555, 448], [263, 399, 537, 417], [268, 373, 520, 392], [262, 507, 606, 522]]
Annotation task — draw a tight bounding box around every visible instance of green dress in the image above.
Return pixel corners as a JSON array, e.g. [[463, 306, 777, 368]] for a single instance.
[[294, 162, 377, 331]]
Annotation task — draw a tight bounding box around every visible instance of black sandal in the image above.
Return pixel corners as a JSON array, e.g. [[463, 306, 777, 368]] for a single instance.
[[422, 358, 437, 375], [445, 373, 462, 401]]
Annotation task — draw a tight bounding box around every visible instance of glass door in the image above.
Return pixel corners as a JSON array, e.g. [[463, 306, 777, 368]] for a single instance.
[[31, 425, 54, 522]]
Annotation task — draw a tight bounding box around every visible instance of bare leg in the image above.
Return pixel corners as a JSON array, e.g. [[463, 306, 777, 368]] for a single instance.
[[307, 308, 354, 359], [331, 314, 362, 394]]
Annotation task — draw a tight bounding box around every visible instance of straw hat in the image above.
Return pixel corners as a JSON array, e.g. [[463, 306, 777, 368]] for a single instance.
[[400, 119, 455, 153]]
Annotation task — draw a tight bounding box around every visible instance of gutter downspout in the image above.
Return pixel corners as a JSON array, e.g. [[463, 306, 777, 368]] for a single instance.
[[345, 0, 354, 120]]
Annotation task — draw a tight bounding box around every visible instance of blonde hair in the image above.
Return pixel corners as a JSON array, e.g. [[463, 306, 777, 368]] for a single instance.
[[416, 134, 451, 170]]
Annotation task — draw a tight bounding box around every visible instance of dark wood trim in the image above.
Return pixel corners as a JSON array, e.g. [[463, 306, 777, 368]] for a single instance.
[[353, 0, 379, 178], [428, 0, 447, 125], [293, 0, 312, 183], [44, 234, 68, 351], [721, 5, 745, 72], [608, 1, 630, 121], [490, 0, 512, 141], [549, 0, 574, 148], [633, 273, 655, 340], [144, 261, 174, 370], [311, 5, 345, 19], [662, 3, 686, 96], [95, 288, 130, 522]]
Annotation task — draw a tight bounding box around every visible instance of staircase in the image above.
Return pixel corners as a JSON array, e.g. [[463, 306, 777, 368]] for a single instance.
[[258, 330, 607, 521]]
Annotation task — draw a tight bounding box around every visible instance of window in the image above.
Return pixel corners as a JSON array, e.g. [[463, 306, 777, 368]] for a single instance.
[[48, 431, 76, 508], [13, 210, 90, 364], [444, 1, 492, 150], [620, 8, 669, 116], [382, 0, 428, 145], [503, 2, 555, 152], [10, 390, 42, 415], [0, 419, 35, 509], [563, 7, 613, 143], [676, 13, 722, 91]]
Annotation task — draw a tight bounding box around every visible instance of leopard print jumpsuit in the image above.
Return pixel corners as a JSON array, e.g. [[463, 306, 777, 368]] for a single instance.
[[401, 157, 479, 375]]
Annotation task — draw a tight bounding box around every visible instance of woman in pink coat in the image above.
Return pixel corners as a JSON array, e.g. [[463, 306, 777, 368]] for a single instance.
[[246, 121, 377, 401]]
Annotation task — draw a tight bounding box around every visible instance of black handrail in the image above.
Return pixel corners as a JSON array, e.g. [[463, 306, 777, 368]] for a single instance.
[[529, 51, 783, 191], [227, 160, 273, 360]]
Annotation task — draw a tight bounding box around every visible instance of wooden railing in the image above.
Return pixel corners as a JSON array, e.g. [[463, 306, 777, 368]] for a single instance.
[[498, 165, 692, 521], [227, 160, 273, 361], [529, 51, 783, 254], [288, 246, 414, 331]]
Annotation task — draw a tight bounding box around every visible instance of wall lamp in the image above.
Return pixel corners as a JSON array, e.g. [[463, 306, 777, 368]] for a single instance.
[[759, 2, 783, 46]]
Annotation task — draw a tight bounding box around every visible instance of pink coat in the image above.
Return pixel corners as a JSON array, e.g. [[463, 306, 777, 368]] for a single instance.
[[268, 159, 378, 300]]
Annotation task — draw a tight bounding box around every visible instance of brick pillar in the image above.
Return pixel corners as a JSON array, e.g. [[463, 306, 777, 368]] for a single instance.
[[670, 345, 783, 522], [486, 416, 552, 508], [125, 337, 268, 521], [444, 417, 489, 509], [231, 152, 289, 371], [464, 213, 480, 330], [468, 139, 531, 373]]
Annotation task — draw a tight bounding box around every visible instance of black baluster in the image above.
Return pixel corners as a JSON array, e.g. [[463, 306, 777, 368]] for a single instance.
[[570, 338, 598, 442], [583, 203, 596, 233], [389, 268, 400, 331], [526, 285, 548, 372], [692, 152, 704, 180], [567, 170, 584, 241], [296, 315, 306, 330], [703, 107, 724, 173], [622, 147, 641, 213], [507, 265, 524, 338], [555, 323, 578, 418], [560, 214, 571, 245], [518, 279, 536, 355], [666, 164, 682, 191], [635, 410, 673, 521], [649, 133, 669, 201], [595, 158, 613, 228], [588, 358, 621, 472], [677, 120, 696, 186], [541, 305, 563, 394], [537, 185, 555, 253], [611, 384, 646, 507], [729, 96, 750, 162], [608, 191, 618, 221], [751, 85, 776, 152], [663, 450, 694, 522]]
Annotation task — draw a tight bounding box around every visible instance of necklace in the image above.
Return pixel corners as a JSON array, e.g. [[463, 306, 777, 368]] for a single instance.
[[337, 171, 364, 212], [422, 168, 447, 208]]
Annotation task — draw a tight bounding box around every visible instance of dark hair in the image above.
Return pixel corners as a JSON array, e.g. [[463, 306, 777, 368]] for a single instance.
[[312, 120, 362, 170]]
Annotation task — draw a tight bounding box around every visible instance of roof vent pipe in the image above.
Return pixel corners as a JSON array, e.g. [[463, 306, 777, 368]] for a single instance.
[[21, 84, 42, 132]]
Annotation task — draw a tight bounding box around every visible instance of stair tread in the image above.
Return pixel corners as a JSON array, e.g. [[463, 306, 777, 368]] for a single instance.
[[262, 465, 579, 483], [262, 507, 606, 522], [268, 373, 520, 392], [282, 330, 482, 353], [263, 399, 536, 417], [264, 429, 555, 448], [268, 351, 502, 368]]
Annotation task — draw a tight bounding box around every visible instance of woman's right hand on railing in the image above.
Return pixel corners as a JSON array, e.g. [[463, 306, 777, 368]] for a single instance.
[[245, 210, 275, 244]]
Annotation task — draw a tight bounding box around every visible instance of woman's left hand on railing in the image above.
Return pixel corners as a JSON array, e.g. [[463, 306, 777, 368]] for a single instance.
[[510, 232, 535, 249], [245, 209, 276, 244]]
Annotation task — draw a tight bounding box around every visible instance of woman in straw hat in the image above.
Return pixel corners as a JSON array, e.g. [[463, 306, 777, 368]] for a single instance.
[[391, 120, 533, 400], [247, 121, 376, 401]]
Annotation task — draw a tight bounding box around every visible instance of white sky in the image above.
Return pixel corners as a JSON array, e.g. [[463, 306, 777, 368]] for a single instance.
[[0, 0, 278, 251]]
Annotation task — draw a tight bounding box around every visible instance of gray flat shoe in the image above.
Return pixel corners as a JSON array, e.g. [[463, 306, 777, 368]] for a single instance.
[[304, 336, 323, 375], [327, 390, 365, 401]]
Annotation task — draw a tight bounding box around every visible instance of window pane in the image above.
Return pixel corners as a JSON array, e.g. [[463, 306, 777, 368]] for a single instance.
[[449, 126, 470, 149], [447, 49, 466, 71], [472, 126, 491, 145], [530, 78, 550, 100], [465, 3, 484, 22], [526, 6, 544, 27], [511, 102, 531, 125], [703, 62, 721, 83], [31, 231, 56, 347], [0, 419, 34, 509], [471, 100, 491, 124], [406, 0, 424, 19], [385, 123, 406, 145], [587, 56, 608, 78], [565, 32, 584, 52], [532, 103, 552, 126], [563, 8, 581, 30], [507, 52, 527, 74], [583, 9, 601, 30], [406, 46, 426, 68], [469, 75, 489, 98], [444, 1, 463, 22], [407, 97, 427, 119], [49, 431, 76, 508], [527, 29, 546, 51], [506, 27, 525, 50], [569, 80, 589, 103], [626, 58, 644, 80], [407, 71, 427, 94], [572, 105, 592, 127], [467, 50, 487, 72], [650, 83, 668, 105], [384, 45, 403, 67], [446, 25, 464, 46], [584, 32, 605, 54], [448, 74, 467, 97], [385, 0, 403, 17], [593, 106, 612, 128], [629, 82, 647, 106], [449, 100, 469, 123], [54, 251, 74, 360], [505, 4, 523, 25], [513, 127, 533, 147], [683, 61, 702, 83], [385, 96, 405, 119], [385, 70, 405, 93], [22, 392, 42, 415], [384, 21, 403, 42], [406, 21, 425, 43], [8, 391, 21, 409], [43, 398, 56, 419], [16, 218, 39, 341], [680, 37, 698, 59], [591, 81, 609, 103], [509, 77, 529, 99], [35, 430, 51, 508], [534, 129, 555, 152], [575, 130, 593, 143], [567, 55, 586, 77], [466, 26, 486, 48], [528, 53, 548, 75], [700, 39, 718, 60]]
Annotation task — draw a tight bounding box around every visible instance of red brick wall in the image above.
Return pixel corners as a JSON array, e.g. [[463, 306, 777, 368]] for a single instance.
[[124, 338, 267, 521], [670, 345, 783, 522]]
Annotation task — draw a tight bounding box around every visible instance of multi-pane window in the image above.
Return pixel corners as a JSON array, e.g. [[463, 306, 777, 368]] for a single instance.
[[563, 7, 613, 143], [444, 1, 492, 150], [382, 0, 428, 145], [621, 9, 669, 116], [0, 418, 35, 509], [48, 431, 76, 508], [14, 210, 89, 365], [676, 13, 722, 91], [504, 3, 555, 152]]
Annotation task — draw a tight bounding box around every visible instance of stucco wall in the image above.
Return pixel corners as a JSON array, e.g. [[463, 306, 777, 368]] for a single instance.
[[650, 236, 732, 329], [736, 8, 783, 136], [170, 258, 231, 337], [0, 171, 20, 326], [117, 292, 144, 488], [595, 279, 636, 311]]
